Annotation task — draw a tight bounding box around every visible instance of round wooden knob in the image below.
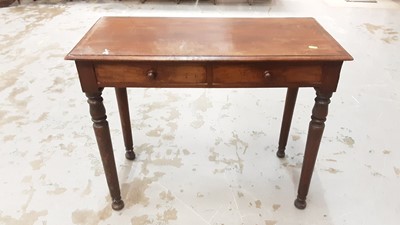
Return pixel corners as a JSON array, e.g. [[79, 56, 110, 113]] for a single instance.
[[147, 69, 157, 79], [264, 70, 272, 78]]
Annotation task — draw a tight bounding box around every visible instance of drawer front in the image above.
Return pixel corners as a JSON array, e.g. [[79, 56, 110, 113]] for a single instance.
[[212, 63, 322, 86], [95, 63, 207, 86]]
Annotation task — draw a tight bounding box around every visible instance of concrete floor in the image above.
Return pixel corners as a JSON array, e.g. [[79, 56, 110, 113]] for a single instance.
[[1, 0, 399, 224]]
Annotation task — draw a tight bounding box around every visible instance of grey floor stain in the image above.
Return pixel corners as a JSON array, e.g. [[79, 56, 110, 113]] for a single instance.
[[394, 167, 400, 176], [325, 159, 337, 162], [364, 23, 399, 44], [0, 210, 48, 225], [382, 150, 391, 154], [371, 172, 384, 177], [81, 180, 92, 196], [265, 220, 278, 225], [0, 68, 20, 92], [255, 200, 262, 209], [35, 112, 49, 123], [40, 134, 64, 143], [146, 126, 164, 137], [337, 136, 355, 148], [192, 92, 213, 112], [131, 215, 151, 225], [196, 192, 204, 198], [156, 208, 178, 223], [333, 151, 347, 155], [208, 147, 244, 174], [182, 149, 190, 155], [47, 184, 67, 195], [122, 172, 165, 208], [159, 191, 175, 202], [71, 206, 112, 225], [8, 86, 30, 109], [161, 107, 181, 121], [272, 204, 281, 212], [0, 111, 25, 128], [250, 130, 266, 138], [0, 185, 47, 225], [282, 161, 302, 169], [191, 114, 205, 129], [162, 134, 175, 141], [138, 144, 183, 175], [292, 134, 301, 141], [87, 153, 103, 177], [30, 159, 44, 170], [229, 133, 249, 155], [3, 134, 16, 142], [324, 168, 343, 174]]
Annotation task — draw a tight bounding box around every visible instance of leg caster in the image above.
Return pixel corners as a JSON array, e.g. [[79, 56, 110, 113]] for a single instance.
[[125, 150, 136, 160], [276, 150, 285, 158], [112, 199, 125, 210], [294, 197, 307, 209]]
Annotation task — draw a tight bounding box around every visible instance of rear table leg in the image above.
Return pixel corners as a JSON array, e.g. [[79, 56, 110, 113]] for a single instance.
[[277, 87, 299, 158], [115, 88, 136, 160]]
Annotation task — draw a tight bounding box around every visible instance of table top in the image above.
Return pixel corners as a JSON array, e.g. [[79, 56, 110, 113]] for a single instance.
[[65, 17, 353, 62]]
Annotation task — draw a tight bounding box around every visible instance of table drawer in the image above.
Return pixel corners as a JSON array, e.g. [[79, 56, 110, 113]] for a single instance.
[[212, 64, 322, 86], [95, 63, 207, 86]]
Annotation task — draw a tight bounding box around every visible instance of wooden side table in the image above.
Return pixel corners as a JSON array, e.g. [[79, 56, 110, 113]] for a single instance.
[[65, 17, 353, 210]]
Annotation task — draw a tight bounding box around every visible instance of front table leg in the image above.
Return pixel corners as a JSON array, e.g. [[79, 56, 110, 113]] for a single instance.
[[86, 89, 124, 210], [295, 89, 332, 209]]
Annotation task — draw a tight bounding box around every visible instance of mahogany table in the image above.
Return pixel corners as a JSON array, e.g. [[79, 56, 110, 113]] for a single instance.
[[65, 17, 352, 210]]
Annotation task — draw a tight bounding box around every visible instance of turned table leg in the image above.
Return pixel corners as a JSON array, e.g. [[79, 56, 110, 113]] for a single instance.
[[295, 88, 332, 209], [86, 89, 124, 210], [277, 87, 299, 158], [115, 88, 136, 160]]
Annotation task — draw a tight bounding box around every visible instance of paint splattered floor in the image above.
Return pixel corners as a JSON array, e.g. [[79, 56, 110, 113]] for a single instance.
[[0, 0, 399, 224]]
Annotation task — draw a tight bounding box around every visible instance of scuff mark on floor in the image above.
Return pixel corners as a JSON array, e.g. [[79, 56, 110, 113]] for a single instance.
[[208, 147, 244, 174], [229, 133, 249, 155]]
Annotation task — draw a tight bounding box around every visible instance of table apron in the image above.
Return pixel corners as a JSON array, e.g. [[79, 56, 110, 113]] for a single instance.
[[93, 62, 326, 88]]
